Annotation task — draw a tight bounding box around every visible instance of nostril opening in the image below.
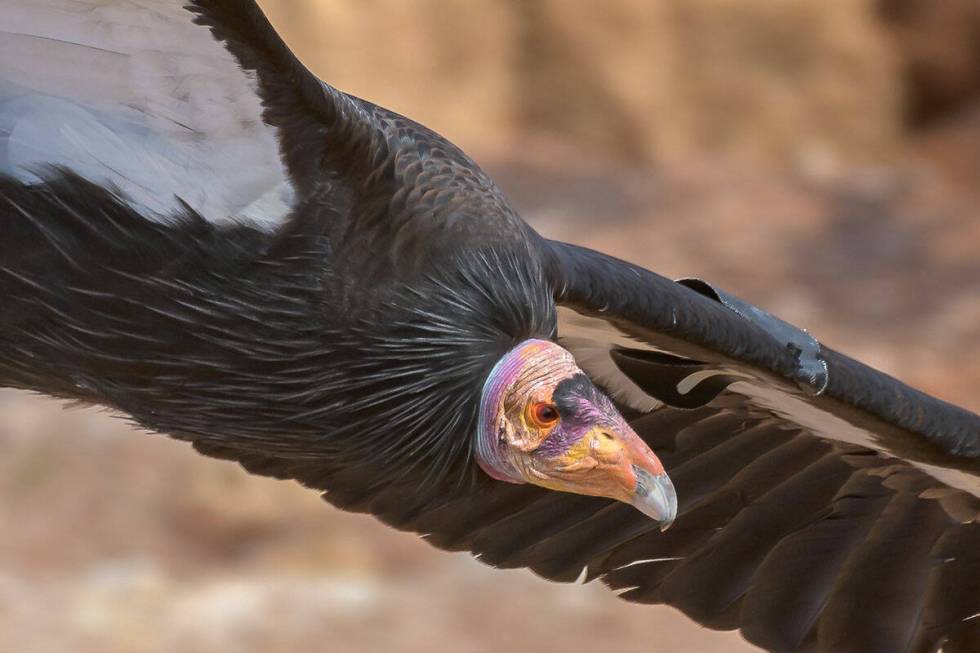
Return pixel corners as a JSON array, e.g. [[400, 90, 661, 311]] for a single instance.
[[601, 433, 614, 441]]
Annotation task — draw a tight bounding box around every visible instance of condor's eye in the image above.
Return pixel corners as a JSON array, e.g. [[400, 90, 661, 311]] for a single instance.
[[527, 401, 560, 429]]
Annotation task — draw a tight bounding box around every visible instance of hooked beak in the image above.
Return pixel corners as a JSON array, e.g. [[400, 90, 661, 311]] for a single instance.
[[632, 464, 677, 531], [531, 424, 678, 530]]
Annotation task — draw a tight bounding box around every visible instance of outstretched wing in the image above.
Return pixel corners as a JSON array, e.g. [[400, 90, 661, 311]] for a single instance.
[[540, 241, 980, 653], [1, 0, 524, 258], [1, 0, 297, 226]]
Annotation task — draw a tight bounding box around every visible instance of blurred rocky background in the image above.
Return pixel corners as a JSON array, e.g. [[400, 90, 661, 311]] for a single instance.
[[1, 1, 978, 651]]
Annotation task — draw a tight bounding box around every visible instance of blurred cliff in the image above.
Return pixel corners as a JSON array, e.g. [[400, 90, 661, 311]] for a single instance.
[[264, 0, 901, 167], [1, 2, 978, 652], [262, 0, 980, 172]]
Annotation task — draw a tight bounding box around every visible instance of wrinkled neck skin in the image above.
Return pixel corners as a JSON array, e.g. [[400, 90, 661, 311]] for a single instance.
[[476, 338, 578, 483]]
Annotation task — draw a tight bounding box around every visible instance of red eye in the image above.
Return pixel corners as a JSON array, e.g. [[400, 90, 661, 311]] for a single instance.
[[527, 402, 560, 428]]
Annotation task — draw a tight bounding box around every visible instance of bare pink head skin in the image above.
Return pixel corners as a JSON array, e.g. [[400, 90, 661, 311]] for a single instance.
[[476, 339, 676, 528]]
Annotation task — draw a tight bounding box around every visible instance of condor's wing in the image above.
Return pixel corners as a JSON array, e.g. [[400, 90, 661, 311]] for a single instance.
[[1, 0, 520, 255], [0, 0, 397, 228], [536, 241, 980, 653]]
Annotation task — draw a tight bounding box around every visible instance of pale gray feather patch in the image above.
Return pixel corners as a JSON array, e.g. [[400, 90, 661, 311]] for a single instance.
[[0, 0, 294, 228]]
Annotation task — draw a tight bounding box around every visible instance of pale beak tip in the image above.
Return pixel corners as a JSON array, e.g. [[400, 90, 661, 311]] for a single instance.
[[631, 465, 678, 530]]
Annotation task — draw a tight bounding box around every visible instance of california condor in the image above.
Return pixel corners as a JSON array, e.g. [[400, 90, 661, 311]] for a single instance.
[[0, 2, 977, 652]]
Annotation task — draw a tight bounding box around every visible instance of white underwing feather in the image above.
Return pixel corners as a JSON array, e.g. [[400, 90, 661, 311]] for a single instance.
[[0, 0, 294, 228], [556, 306, 662, 413]]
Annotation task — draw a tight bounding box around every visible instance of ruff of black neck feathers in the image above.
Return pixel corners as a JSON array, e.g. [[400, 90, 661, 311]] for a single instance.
[[0, 171, 555, 489]]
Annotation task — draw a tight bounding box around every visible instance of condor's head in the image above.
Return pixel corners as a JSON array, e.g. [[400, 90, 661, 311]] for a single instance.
[[476, 339, 677, 528]]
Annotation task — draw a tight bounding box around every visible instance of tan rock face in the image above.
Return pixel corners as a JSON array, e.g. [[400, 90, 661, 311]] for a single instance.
[[260, 1, 518, 156], [878, 0, 980, 126], [260, 0, 902, 167]]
